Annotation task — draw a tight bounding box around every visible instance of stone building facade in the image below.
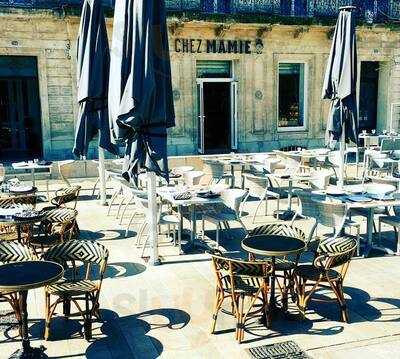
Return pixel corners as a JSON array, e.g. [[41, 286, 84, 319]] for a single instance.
[[0, 1, 400, 160]]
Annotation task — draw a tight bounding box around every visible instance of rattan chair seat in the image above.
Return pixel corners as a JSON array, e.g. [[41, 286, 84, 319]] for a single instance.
[[29, 233, 61, 247], [47, 279, 97, 296], [294, 264, 340, 281], [218, 275, 263, 295]]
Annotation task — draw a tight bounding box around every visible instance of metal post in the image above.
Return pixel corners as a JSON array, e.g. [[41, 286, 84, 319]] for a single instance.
[[98, 148, 107, 206], [339, 108, 345, 188], [147, 171, 160, 265]]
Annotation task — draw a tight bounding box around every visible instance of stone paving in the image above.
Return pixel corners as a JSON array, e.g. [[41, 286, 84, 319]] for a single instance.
[[1, 178, 400, 359]]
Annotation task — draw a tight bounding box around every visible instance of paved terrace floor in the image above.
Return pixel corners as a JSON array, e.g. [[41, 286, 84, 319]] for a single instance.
[[1, 178, 400, 359]]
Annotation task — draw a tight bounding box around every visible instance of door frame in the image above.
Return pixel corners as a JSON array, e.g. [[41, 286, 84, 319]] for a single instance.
[[196, 77, 238, 154]]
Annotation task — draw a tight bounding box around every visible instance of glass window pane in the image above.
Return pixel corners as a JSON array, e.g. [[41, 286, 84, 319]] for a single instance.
[[278, 63, 305, 128], [197, 60, 231, 78]]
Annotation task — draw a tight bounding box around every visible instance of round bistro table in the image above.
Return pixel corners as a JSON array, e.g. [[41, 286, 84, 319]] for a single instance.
[[0, 213, 47, 242], [0, 261, 63, 359], [241, 235, 305, 321]]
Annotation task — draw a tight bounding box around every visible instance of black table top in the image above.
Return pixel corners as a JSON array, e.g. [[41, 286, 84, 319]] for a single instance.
[[242, 234, 306, 257], [0, 261, 63, 292]]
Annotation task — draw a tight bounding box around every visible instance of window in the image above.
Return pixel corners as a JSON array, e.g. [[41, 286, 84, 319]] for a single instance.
[[202, 0, 231, 13], [196, 60, 232, 78], [0, 56, 42, 161], [278, 63, 306, 130]]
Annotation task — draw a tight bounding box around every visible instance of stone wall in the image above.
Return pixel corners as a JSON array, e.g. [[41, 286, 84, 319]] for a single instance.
[[0, 10, 399, 160]]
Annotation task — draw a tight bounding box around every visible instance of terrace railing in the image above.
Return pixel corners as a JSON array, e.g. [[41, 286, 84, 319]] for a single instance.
[[0, 0, 398, 23], [166, 0, 400, 23]]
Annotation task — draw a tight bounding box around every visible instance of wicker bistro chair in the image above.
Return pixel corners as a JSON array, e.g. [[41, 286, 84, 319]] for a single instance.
[[29, 208, 78, 255], [51, 186, 81, 209], [43, 240, 109, 340], [202, 189, 249, 248], [210, 252, 273, 343], [246, 224, 306, 310], [0, 194, 38, 242], [0, 241, 37, 336], [294, 236, 357, 322]]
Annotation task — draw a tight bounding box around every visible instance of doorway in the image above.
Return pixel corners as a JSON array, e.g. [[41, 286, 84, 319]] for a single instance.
[[197, 80, 237, 154], [359, 61, 379, 132], [203, 82, 230, 153], [0, 56, 42, 161]]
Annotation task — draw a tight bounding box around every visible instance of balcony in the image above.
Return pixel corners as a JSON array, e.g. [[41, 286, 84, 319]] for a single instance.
[[166, 0, 400, 24], [0, 0, 398, 24]]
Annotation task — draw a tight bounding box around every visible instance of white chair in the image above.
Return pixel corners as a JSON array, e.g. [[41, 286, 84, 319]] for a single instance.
[[292, 190, 361, 255], [171, 166, 194, 175], [242, 173, 280, 222], [107, 176, 124, 216], [378, 193, 400, 255], [134, 196, 181, 257], [0, 164, 5, 183], [91, 159, 122, 198], [183, 170, 204, 186], [57, 160, 74, 187], [202, 188, 249, 248], [308, 168, 334, 190], [203, 161, 232, 185], [351, 182, 396, 235]]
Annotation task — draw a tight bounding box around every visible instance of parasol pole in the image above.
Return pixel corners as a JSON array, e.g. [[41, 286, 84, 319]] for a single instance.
[[339, 105, 345, 188], [98, 147, 107, 206], [147, 170, 160, 265]]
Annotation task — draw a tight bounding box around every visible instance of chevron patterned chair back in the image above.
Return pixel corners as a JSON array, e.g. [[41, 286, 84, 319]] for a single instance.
[[248, 223, 307, 259], [0, 241, 36, 263], [43, 207, 78, 224], [51, 185, 81, 209], [0, 194, 37, 209], [316, 236, 357, 270], [248, 223, 306, 241], [44, 239, 109, 275]]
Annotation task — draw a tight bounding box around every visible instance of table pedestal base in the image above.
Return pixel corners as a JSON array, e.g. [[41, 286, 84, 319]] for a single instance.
[[275, 210, 296, 221], [10, 345, 47, 359], [10, 291, 48, 359]]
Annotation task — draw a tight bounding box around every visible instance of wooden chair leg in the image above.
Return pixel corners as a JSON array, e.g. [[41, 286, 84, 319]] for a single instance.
[[216, 223, 220, 248], [294, 275, 307, 317], [84, 293, 92, 340], [237, 294, 245, 343], [63, 297, 71, 318], [329, 280, 349, 323], [210, 289, 224, 334], [44, 293, 51, 340]]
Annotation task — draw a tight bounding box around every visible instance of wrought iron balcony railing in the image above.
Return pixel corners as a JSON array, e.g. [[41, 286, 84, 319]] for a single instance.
[[166, 0, 400, 23], [0, 0, 398, 23]]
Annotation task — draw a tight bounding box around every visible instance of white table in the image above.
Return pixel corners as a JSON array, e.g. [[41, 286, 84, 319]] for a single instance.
[[321, 189, 400, 257], [12, 161, 52, 197], [271, 172, 318, 215], [157, 187, 223, 250]]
